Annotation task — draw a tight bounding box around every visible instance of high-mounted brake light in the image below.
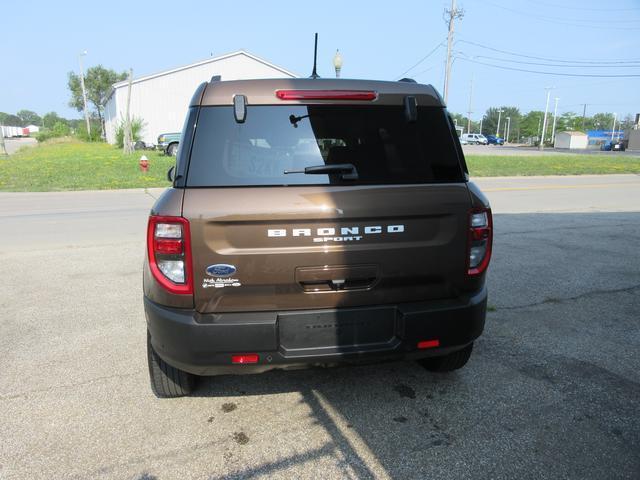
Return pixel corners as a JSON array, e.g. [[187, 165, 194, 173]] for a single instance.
[[467, 208, 493, 276], [147, 215, 193, 295], [275, 90, 378, 101]]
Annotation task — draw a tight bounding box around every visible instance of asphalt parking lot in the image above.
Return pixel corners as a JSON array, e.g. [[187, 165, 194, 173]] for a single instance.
[[1, 175, 639, 479]]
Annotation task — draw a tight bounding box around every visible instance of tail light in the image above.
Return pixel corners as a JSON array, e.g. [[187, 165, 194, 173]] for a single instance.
[[147, 215, 193, 295], [467, 208, 493, 276]]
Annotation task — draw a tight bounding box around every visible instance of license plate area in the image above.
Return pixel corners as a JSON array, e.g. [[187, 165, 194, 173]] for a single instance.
[[278, 307, 397, 357]]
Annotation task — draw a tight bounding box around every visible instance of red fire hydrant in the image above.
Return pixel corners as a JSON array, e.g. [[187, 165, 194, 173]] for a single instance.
[[139, 155, 149, 173]]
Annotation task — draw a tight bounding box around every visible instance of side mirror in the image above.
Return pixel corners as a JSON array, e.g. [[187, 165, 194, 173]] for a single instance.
[[233, 94, 247, 123], [167, 165, 175, 182]]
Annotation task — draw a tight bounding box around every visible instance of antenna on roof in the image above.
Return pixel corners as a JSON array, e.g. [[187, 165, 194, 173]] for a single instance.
[[310, 33, 320, 79]]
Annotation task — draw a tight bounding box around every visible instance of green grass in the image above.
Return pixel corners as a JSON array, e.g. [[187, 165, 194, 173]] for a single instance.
[[0, 138, 174, 191], [466, 154, 640, 177], [1, 139, 638, 191]]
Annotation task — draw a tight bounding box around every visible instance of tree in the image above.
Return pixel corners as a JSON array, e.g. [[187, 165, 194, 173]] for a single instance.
[[519, 111, 544, 140], [68, 65, 127, 139], [483, 106, 521, 141], [590, 113, 615, 132], [16, 110, 41, 127], [619, 114, 636, 132], [0, 112, 22, 126], [558, 112, 578, 132], [42, 112, 68, 129]]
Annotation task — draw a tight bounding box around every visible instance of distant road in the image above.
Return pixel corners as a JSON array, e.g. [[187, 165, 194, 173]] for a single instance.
[[3, 137, 37, 155], [463, 144, 640, 157]]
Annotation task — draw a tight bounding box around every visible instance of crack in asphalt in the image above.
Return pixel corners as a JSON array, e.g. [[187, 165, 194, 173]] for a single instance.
[[144, 188, 159, 200], [494, 283, 640, 312], [0, 370, 144, 401]]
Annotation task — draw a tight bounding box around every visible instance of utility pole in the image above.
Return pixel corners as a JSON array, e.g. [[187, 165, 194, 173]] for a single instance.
[[0, 125, 8, 157], [581, 103, 587, 131], [496, 109, 503, 136], [123, 69, 134, 154], [611, 113, 617, 141], [537, 115, 542, 140], [466, 75, 473, 134], [551, 97, 559, 145], [539, 87, 552, 150], [443, 0, 464, 104], [480, 115, 485, 135], [505, 117, 511, 144], [78, 51, 91, 140]]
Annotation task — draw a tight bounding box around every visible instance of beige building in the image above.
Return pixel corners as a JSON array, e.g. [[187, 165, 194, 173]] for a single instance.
[[554, 131, 588, 150]]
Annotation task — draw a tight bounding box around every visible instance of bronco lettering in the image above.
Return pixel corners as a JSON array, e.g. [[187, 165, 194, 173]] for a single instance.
[[268, 225, 405, 238]]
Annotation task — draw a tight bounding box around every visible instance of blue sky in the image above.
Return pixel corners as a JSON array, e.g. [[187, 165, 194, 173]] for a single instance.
[[2, 0, 639, 120]]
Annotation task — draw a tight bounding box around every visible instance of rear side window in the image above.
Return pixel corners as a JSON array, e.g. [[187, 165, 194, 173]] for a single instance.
[[186, 105, 464, 187]]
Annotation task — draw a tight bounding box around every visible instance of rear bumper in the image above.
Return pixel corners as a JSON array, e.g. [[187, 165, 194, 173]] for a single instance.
[[145, 288, 487, 375]]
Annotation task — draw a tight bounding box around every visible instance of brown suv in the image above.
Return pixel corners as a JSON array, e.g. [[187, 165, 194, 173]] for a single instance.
[[144, 77, 492, 397]]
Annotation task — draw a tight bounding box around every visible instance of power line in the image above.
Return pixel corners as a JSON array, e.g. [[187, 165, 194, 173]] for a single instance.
[[483, 0, 640, 29], [395, 41, 444, 79], [525, 0, 640, 13], [471, 54, 640, 69], [455, 56, 640, 78], [458, 39, 640, 64]]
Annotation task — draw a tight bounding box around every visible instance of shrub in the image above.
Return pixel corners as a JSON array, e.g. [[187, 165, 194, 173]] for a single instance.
[[75, 121, 103, 142], [35, 122, 71, 142], [52, 122, 70, 137], [115, 117, 146, 148], [35, 129, 53, 142]]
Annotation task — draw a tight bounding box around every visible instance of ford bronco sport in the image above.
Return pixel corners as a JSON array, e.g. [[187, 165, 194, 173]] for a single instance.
[[144, 77, 492, 397]]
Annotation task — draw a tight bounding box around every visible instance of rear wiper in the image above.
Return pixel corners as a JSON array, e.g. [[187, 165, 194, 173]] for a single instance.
[[284, 163, 359, 180]]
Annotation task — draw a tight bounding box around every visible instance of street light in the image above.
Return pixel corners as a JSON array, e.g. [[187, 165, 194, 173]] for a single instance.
[[505, 117, 511, 144], [496, 109, 503, 136], [333, 50, 343, 78], [480, 115, 485, 135], [78, 50, 91, 139], [539, 87, 553, 150]]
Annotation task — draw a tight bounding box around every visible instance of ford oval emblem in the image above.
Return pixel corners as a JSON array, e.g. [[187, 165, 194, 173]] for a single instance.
[[206, 264, 237, 277]]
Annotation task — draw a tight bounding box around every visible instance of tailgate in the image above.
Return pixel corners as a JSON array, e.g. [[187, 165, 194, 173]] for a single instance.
[[184, 184, 471, 314]]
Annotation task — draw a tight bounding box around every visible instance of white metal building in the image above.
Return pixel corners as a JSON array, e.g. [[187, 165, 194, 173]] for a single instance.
[[104, 51, 296, 145], [554, 131, 588, 150]]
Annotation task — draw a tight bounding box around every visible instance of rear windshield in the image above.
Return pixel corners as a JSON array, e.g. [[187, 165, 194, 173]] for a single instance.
[[186, 105, 464, 187]]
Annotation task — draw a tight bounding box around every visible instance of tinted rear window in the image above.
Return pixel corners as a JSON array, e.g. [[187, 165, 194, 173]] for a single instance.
[[186, 105, 463, 187]]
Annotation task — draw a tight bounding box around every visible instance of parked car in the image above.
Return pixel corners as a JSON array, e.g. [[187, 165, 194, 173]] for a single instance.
[[461, 133, 488, 145], [486, 135, 504, 145], [600, 139, 625, 151], [157, 132, 181, 156], [144, 77, 493, 397]]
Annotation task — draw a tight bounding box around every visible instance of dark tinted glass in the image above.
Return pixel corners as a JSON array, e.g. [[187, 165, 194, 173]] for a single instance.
[[186, 105, 463, 187]]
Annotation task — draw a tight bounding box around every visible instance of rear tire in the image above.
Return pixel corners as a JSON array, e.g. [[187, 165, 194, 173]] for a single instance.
[[147, 333, 196, 398], [166, 143, 178, 157], [417, 343, 473, 373]]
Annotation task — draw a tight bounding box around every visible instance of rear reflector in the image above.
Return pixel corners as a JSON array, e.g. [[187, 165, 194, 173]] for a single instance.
[[418, 339, 440, 349], [232, 354, 259, 364], [275, 90, 378, 101], [153, 238, 183, 255]]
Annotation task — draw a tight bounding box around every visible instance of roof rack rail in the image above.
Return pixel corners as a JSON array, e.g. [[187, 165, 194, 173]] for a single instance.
[[398, 78, 417, 83], [210, 75, 221, 82]]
